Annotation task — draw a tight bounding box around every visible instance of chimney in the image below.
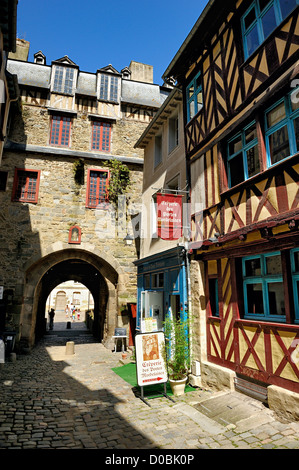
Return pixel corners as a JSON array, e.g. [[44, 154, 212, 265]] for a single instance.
[[8, 38, 30, 61], [129, 61, 153, 84]]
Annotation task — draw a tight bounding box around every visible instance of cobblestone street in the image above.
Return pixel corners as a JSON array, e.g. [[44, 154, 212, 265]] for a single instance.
[[0, 316, 298, 452]]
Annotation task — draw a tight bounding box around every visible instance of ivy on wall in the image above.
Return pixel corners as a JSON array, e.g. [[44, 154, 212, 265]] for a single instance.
[[105, 159, 130, 208]]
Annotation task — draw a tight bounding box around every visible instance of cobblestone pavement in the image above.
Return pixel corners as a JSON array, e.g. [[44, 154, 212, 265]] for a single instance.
[[0, 324, 299, 451]]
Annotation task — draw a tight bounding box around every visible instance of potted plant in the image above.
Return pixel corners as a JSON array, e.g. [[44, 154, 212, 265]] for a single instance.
[[163, 315, 191, 396]]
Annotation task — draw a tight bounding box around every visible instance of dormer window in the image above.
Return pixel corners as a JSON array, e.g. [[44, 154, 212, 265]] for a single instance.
[[53, 66, 75, 94], [99, 74, 119, 101], [34, 51, 46, 65], [98, 70, 120, 103]]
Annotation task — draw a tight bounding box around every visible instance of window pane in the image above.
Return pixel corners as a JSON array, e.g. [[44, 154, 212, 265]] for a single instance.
[[246, 144, 260, 177], [244, 7, 256, 30], [188, 84, 194, 99], [229, 135, 242, 155], [267, 101, 286, 127], [246, 25, 260, 56], [189, 100, 195, 120], [293, 251, 299, 272], [268, 282, 285, 315], [293, 116, 299, 151], [259, 0, 272, 11], [269, 125, 290, 164], [245, 123, 257, 144], [144, 274, 150, 289], [247, 283, 264, 313], [209, 278, 219, 316], [229, 154, 244, 186], [245, 258, 261, 277], [196, 91, 203, 108], [266, 254, 282, 274], [290, 89, 299, 112], [261, 5, 277, 39], [296, 280, 299, 310], [280, 0, 297, 19], [110, 76, 118, 101], [99, 75, 109, 100]]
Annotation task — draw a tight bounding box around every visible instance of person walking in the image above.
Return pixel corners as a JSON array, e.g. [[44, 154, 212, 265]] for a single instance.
[[65, 304, 70, 318], [49, 308, 55, 330]]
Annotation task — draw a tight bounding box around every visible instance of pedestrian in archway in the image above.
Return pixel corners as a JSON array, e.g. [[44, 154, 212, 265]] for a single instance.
[[49, 308, 55, 330], [65, 304, 70, 318], [72, 306, 76, 322]]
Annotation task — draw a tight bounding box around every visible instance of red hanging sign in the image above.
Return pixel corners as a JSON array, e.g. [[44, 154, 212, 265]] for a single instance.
[[156, 193, 183, 240]]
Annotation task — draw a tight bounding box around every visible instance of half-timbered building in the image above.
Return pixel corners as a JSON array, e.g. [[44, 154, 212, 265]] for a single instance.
[[163, 0, 299, 416]]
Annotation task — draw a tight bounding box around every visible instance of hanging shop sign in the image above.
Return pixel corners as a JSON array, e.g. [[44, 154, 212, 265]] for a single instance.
[[156, 193, 182, 240]]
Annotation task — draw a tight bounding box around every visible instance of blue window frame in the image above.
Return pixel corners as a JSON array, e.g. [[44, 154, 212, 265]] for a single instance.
[[291, 248, 299, 324], [241, 0, 298, 59], [242, 252, 286, 322], [265, 87, 299, 166], [186, 71, 203, 122], [227, 121, 260, 187]]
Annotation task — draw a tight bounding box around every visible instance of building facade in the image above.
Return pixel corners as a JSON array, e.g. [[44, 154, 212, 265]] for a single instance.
[[134, 88, 190, 335], [0, 47, 169, 350], [0, 0, 18, 162], [163, 0, 299, 414]]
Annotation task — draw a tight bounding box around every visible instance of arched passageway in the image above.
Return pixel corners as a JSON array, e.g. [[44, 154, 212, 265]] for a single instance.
[[34, 259, 108, 342], [19, 247, 127, 350]]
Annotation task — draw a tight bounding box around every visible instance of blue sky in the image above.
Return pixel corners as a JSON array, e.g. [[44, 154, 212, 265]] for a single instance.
[[16, 0, 207, 84]]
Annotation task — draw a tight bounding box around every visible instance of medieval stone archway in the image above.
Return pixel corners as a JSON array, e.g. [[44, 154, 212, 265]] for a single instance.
[[19, 243, 128, 350]]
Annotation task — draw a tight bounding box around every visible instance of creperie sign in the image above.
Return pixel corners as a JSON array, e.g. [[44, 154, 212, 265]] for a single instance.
[[156, 193, 182, 240]]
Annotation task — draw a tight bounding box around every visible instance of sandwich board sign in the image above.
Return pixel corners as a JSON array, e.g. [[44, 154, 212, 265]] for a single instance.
[[135, 331, 174, 406]]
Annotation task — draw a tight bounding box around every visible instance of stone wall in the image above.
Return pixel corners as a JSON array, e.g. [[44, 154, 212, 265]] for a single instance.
[[0, 96, 149, 337]]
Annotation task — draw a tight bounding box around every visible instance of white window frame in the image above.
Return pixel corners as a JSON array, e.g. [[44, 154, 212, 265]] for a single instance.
[[97, 73, 120, 103], [51, 65, 77, 95]]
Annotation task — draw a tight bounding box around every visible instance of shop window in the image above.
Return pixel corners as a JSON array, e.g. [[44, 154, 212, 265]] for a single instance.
[[12, 168, 40, 203], [152, 273, 164, 289], [186, 71, 203, 122], [91, 121, 111, 152], [144, 274, 151, 289], [227, 121, 260, 187], [86, 169, 109, 208], [50, 115, 71, 147], [241, 0, 298, 59], [242, 252, 286, 322]]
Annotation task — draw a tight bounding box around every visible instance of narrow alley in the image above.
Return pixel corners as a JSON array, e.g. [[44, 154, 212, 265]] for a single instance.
[[0, 312, 298, 451]]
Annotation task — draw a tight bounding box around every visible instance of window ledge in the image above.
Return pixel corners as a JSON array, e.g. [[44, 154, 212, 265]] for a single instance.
[[47, 107, 77, 116], [234, 318, 299, 330], [220, 152, 299, 198], [207, 316, 221, 322], [240, 7, 298, 67], [185, 108, 204, 127]]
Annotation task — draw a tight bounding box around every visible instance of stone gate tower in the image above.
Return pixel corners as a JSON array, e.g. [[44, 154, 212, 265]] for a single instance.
[[0, 48, 169, 350]]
